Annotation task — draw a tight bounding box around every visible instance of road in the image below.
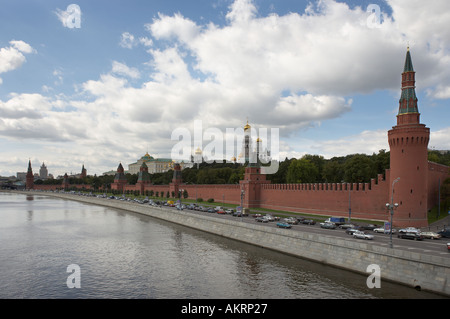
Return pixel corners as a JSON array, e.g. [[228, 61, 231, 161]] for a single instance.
[[167, 205, 450, 258]]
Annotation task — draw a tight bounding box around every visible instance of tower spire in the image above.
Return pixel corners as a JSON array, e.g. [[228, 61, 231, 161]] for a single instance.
[[398, 47, 419, 120]]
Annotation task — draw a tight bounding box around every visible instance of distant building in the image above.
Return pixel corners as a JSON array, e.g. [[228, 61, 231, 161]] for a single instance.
[[128, 152, 175, 175], [17, 172, 27, 181], [39, 162, 48, 180]]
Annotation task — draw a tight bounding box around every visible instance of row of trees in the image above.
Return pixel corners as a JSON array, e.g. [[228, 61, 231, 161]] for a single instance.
[[36, 149, 448, 187]]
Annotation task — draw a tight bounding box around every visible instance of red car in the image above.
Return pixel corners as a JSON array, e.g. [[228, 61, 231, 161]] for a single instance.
[[447, 243, 450, 251]]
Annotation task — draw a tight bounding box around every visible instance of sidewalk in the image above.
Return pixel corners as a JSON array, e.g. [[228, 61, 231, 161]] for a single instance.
[[427, 214, 450, 231]]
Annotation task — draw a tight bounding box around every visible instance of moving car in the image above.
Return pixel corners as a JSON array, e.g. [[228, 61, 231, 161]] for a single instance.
[[399, 227, 420, 234], [398, 232, 423, 241], [447, 243, 450, 251], [339, 223, 357, 229], [255, 216, 269, 223], [324, 217, 346, 226], [301, 219, 316, 225], [361, 224, 379, 231], [374, 227, 396, 234], [283, 217, 298, 224], [345, 228, 359, 235], [438, 228, 450, 238], [276, 222, 292, 229], [421, 232, 441, 240], [353, 231, 374, 240], [320, 222, 336, 229]]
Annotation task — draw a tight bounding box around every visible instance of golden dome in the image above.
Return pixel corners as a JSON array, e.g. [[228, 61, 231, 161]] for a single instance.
[[195, 147, 202, 154], [231, 156, 236, 162], [256, 137, 262, 142], [244, 120, 251, 131]]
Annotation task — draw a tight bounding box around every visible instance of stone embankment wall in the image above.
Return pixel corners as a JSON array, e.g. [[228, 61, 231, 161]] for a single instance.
[[18, 191, 450, 296]]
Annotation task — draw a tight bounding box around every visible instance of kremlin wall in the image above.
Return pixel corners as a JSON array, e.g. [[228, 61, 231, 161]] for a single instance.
[[25, 49, 449, 228]]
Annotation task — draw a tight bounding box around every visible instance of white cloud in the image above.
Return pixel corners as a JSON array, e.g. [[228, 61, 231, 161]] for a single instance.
[[119, 32, 137, 49], [9, 40, 36, 54], [2, 0, 450, 177], [0, 40, 35, 75], [111, 61, 140, 79]]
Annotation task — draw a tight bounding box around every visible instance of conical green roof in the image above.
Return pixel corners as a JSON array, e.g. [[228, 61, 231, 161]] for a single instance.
[[403, 48, 414, 72]]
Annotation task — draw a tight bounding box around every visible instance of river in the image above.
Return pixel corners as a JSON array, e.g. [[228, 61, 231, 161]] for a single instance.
[[0, 191, 443, 299]]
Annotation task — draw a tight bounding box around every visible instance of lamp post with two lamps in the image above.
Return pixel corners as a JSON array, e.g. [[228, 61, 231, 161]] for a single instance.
[[386, 177, 400, 248]]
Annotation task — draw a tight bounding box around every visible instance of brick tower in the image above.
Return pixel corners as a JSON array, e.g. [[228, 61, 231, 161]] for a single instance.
[[111, 163, 127, 193], [388, 47, 430, 227], [170, 163, 183, 197], [26, 160, 34, 190], [136, 162, 151, 194]]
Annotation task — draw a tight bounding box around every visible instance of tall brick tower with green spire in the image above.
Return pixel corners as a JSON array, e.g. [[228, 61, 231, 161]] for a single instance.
[[388, 47, 430, 227], [26, 160, 34, 190]]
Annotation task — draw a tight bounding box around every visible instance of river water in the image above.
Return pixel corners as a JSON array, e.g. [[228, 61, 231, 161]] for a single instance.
[[0, 192, 443, 299]]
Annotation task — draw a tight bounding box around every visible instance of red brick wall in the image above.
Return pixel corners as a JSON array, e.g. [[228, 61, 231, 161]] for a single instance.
[[259, 173, 390, 221], [427, 161, 450, 210]]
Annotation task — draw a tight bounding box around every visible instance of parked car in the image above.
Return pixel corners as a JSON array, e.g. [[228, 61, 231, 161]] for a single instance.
[[374, 227, 396, 234], [398, 232, 423, 241], [353, 231, 374, 240], [301, 219, 316, 225], [320, 222, 336, 229], [225, 209, 234, 214], [438, 228, 450, 238], [264, 214, 276, 222], [207, 208, 215, 213], [252, 214, 262, 218], [276, 222, 292, 229], [217, 209, 226, 214], [421, 232, 441, 240]]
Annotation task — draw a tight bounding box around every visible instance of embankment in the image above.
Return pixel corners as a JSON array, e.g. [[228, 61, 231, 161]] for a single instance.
[[12, 190, 450, 296]]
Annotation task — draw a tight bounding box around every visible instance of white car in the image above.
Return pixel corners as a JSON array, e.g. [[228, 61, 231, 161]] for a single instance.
[[353, 231, 374, 240], [421, 232, 441, 240], [374, 227, 396, 234]]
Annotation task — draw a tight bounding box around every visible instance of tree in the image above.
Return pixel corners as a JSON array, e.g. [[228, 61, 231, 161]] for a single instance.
[[322, 160, 344, 183], [286, 158, 319, 183], [343, 154, 376, 183]]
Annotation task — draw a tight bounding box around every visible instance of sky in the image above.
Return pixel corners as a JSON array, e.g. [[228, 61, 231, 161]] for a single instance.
[[0, 0, 449, 177]]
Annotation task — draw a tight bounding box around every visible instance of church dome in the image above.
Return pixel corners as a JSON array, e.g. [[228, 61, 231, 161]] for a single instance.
[[141, 152, 153, 160], [244, 121, 251, 131]]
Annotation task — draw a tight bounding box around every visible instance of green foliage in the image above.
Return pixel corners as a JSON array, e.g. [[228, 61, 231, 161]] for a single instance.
[[286, 157, 319, 183], [428, 150, 450, 166]]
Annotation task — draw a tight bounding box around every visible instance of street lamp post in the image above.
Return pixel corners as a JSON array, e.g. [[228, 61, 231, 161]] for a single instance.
[[240, 189, 245, 222], [386, 177, 400, 248], [348, 183, 351, 223]]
